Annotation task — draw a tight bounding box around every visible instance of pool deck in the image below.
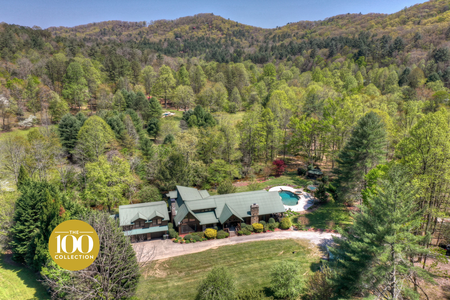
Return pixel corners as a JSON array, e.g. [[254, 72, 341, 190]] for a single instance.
[[268, 186, 316, 212]]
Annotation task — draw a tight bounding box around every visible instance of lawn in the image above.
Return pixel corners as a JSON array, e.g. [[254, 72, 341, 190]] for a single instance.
[[290, 201, 353, 230], [136, 239, 321, 300], [232, 172, 311, 193], [0, 254, 49, 300], [0, 125, 58, 141]]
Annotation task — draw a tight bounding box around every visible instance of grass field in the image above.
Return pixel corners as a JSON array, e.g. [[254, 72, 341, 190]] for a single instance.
[[289, 201, 353, 230], [136, 239, 321, 300], [0, 254, 49, 300], [0, 125, 58, 141]]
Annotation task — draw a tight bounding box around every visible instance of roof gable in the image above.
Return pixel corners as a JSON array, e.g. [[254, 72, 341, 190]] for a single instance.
[[219, 204, 244, 223], [119, 201, 169, 226]]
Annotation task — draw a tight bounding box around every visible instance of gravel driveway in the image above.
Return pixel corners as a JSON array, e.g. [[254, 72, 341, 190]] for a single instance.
[[134, 230, 338, 262]]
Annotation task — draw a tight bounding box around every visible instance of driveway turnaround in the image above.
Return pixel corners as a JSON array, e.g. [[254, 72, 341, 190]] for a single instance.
[[134, 231, 338, 262]]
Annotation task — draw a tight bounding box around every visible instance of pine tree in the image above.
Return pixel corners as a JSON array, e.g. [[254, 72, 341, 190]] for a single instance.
[[148, 97, 163, 119], [58, 113, 81, 152], [147, 118, 160, 138], [330, 166, 433, 299], [10, 181, 66, 269], [17, 165, 29, 189], [333, 111, 387, 203]]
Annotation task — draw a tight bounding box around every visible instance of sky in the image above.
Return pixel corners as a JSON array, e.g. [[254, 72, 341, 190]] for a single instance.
[[1, 0, 425, 29]]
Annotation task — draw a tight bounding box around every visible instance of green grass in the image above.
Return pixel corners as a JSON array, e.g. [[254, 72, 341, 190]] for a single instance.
[[233, 172, 310, 193], [290, 201, 353, 230], [136, 239, 321, 300], [0, 125, 58, 141], [0, 254, 49, 299]]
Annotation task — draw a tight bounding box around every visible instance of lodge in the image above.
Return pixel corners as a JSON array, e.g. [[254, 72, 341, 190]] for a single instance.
[[114, 186, 286, 241]]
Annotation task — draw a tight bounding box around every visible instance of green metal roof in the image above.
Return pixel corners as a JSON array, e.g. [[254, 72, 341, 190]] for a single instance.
[[213, 190, 285, 219], [173, 203, 190, 225], [130, 213, 147, 223], [123, 225, 168, 236], [185, 198, 217, 211], [307, 169, 323, 175], [195, 211, 219, 225], [219, 204, 244, 224], [176, 186, 203, 200], [170, 187, 284, 225], [118, 201, 169, 226]]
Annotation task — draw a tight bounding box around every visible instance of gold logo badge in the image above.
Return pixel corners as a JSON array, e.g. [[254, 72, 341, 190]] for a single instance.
[[49, 220, 100, 271]]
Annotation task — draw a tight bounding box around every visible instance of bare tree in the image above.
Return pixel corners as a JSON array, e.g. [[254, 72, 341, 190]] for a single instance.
[[42, 212, 144, 300], [0, 136, 29, 184]]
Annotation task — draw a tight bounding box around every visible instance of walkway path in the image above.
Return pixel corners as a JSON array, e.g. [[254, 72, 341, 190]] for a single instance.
[[134, 230, 338, 262]]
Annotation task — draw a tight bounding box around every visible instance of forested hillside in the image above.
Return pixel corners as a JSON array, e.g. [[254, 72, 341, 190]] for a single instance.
[[2, 0, 450, 299]]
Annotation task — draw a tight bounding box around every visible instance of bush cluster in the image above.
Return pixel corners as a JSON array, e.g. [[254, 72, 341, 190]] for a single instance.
[[168, 228, 178, 239], [204, 228, 217, 239], [280, 217, 292, 229], [217, 230, 229, 239], [252, 223, 264, 233]]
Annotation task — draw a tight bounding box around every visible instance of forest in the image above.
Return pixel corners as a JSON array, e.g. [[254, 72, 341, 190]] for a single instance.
[[2, 0, 450, 299]]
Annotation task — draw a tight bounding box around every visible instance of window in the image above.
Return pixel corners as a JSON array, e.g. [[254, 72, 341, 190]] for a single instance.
[[157, 218, 162, 225]]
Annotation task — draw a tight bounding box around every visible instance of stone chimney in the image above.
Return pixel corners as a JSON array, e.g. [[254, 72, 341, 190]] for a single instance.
[[250, 203, 259, 224]]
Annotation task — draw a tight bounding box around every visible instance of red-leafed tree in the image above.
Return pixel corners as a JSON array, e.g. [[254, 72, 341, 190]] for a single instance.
[[273, 159, 286, 176]]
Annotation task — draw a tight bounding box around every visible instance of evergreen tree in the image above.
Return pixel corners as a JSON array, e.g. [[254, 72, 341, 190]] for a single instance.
[[333, 112, 387, 203], [113, 91, 126, 111], [148, 97, 163, 120], [177, 65, 190, 86], [17, 164, 29, 189], [330, 166, 433, 299], [58, 113, 81, 152], [10, 181, 66, 270], [147, 118, 160, 138]]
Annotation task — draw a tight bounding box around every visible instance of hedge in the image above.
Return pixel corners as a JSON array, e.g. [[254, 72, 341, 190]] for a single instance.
[[168, 228, 178, 239]]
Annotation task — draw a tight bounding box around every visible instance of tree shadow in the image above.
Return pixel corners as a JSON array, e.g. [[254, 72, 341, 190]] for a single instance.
[[0, 253, 49, 299]]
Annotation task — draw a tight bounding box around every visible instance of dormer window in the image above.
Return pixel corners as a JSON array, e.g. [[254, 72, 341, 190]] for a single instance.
[[157, 218, 162, 225]]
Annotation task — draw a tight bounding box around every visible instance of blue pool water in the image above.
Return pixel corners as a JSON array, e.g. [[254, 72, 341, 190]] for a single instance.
[[279, 191, 298, 206]]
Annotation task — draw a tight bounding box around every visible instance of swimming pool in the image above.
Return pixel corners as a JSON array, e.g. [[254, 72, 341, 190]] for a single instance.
[[279, 191, 299, 206]]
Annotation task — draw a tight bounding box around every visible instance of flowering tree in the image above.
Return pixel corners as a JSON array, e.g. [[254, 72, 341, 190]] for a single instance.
[[272, 159, 286, 176]]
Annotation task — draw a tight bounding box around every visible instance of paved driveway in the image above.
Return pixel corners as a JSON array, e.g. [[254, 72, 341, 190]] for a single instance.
[[134, 230, 338, 262]]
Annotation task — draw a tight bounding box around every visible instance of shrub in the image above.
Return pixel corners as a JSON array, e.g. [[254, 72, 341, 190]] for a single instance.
[[204, 228, 217, 239], [268, 218, 275, 224], [193, 232, 205, 238], [197, 266, 236, 300], [217, 179, 237, 195], [321, 175, 329, 183], [184, 234, 192, 241], [168, 229, 178, 239], [242, 228, 251, 235], [252, 223, 264, 233], [173, 239, 178, 243], [274, 222, 280, 229], [236, 288, 266, 300], [304, 265, 336, 300], [201, 238, 207, 241], [237, 230, 243, 236], [168, 223, 173, 230], [193, 235, 201, 241], [246, 224, 254, 232], [185, 240, 190, 244], [280, 217, 292, 229], [217, 230, 229, 239], [297, 167, 307, 176], [259, 220, 266, 226], [270, 261, 302, 299]]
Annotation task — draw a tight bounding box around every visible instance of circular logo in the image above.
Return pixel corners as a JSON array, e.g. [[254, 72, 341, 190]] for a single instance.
[[49, 220, 100, 271]]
